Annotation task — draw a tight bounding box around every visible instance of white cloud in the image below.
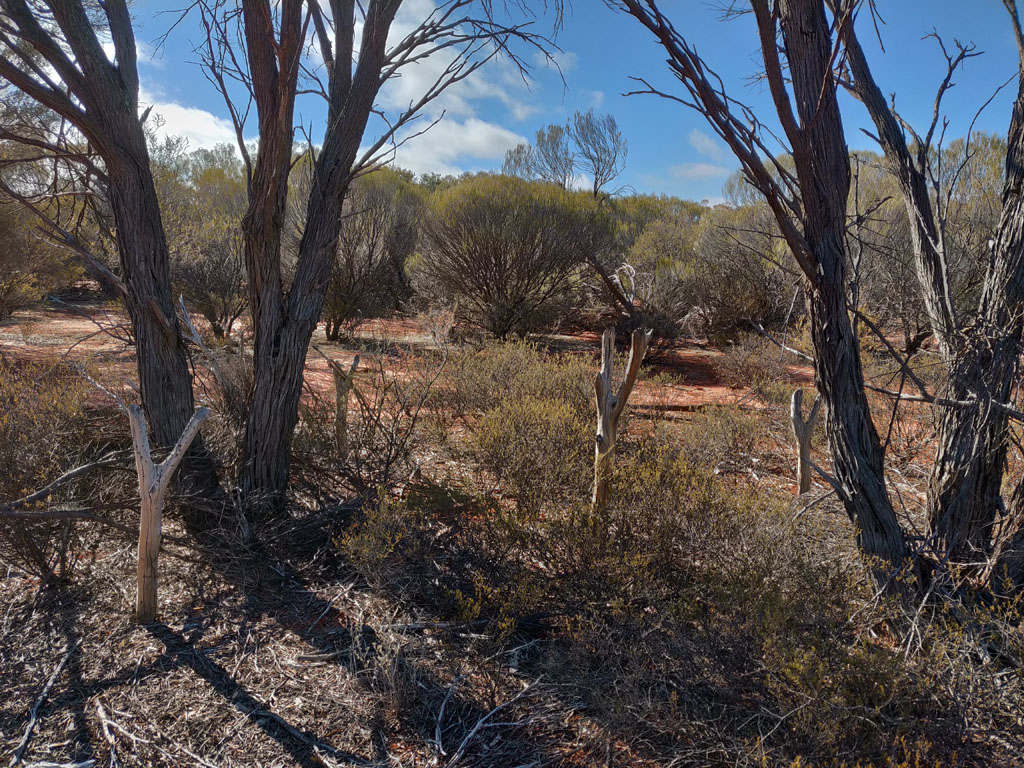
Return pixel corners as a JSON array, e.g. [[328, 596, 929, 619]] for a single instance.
[[590, 90, 605, 109], [359, 0, 540, 123], [670, 162, 732, 180], [382, 117, 526, 176], [688, 128, 727, 161], [140, 87, 243, 150], [136, 41, 165, 69], [533, 49, 579, 73]]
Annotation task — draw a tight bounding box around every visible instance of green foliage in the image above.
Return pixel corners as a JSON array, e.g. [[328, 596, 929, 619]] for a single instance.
[[323, 167, 423, 339], [0, 360, 91, 581], [714, 333, 793, 402], [626, 213, 700, 340], [608, 192, 704, 252], [687, 202, 793, 340], [440, 340, 593, 510], [442, 339, 592, 424], [159, 142, 248, 338], [474, 396, 591, 513], [419, 175, 609, 336], [0, 202, 74, 319]]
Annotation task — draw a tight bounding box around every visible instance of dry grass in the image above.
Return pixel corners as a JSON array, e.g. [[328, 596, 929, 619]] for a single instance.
[[3, 319, 1024, 768]]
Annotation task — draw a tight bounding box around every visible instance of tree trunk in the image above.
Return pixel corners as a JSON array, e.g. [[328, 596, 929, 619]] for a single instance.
[[805, 251, 911, 583], [0, 0, 223, 532], [105, 129, 223, 533], [779, 0, 911, 586], [842, 2, 1024, 576], [238, 0, 397, 512]]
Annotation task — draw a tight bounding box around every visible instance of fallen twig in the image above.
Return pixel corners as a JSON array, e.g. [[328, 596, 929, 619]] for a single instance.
[[9, 639, 80, 768]]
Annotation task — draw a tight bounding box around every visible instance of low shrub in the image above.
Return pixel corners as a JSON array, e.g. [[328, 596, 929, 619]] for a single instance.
[[441, 339, 592, 426], [292, 342, 445, 497], [474, 396, 591, 513], [333, 396, 1024, 765], [0, 360, 92, 582]]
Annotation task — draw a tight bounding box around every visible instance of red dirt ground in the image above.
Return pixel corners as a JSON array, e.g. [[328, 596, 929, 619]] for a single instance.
[[1, 304, 805, 414]]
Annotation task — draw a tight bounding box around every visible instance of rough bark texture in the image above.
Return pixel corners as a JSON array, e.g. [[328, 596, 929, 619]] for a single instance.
[[775, 0, 910, 583], [612, 0, 911, 590], [842, 0, 1024, 572], [0, 0, 222, 530], [239, 0, 398, 511]]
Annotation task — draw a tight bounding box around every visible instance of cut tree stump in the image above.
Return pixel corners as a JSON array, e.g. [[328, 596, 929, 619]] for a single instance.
[[790, 388, 821, 495], [593, 326, 652, 511], [129, 404, 210, 623]]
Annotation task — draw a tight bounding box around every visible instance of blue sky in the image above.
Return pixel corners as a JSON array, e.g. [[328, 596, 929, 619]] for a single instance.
[[131, 1, 1020, 203]]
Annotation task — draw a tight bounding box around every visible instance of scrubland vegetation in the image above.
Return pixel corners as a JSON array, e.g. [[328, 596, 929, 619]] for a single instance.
[[3, 1, 1024, 767]]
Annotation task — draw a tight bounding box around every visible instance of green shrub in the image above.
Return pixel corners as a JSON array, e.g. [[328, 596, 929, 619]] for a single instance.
[[0, 360, 92, 581], [418, 174, 609, 337], [674, 406, 762, 470], [474, 396, 591, 513], [443, 340, 592, 426], [0, 204, 75, 319]]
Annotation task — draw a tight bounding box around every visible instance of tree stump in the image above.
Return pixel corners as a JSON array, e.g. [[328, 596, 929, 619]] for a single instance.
[[593, 326, 652, 511], [129, 404, 210, 623], [790, 388, 821, 496]]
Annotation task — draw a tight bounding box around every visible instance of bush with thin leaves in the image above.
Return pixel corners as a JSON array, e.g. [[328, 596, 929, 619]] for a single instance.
[[419, 174, 609, 337]]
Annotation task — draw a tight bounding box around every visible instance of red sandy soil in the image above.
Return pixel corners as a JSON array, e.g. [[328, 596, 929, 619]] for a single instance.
[[0, 303, 819, 423]]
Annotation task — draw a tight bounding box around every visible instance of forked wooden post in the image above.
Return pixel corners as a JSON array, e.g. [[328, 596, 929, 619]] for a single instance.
[[326, 354, 360, 459], [593, 327, 652, 511], [129, 404, 210, 623], [790, 388, 821, 495]]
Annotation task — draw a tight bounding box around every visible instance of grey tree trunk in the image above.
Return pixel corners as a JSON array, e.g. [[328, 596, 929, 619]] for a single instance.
[[777, 0, 911, 584], [238, 0, 398, 511], [0, 0, 222, 531], [842, 1, 1024, 572]]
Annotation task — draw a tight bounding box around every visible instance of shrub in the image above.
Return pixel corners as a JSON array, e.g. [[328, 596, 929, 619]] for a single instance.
[[625, 214, 699, 342], [0, 203, 73, 319], [163, 143, 249, 339], [442, 339, 592, 426], [435, 340, 595, 510], [292, 342, 445, 497], [714, 333, 792, 397], [0, 360, 92, 581], [686, 202, 794, 341], [474, 397, 591, 513], [334, 369, 1024, 765], [676, 405, 763, 470], [171, 217, 247, 338], [419, 174, 609, 337], [323, 169, 422, 340]]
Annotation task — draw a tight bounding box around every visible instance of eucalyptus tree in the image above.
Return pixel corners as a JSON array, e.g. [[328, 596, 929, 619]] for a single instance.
[[609, 0, 1024, 593], [0, 0, 222, 524], [195, 0, 562, 510]]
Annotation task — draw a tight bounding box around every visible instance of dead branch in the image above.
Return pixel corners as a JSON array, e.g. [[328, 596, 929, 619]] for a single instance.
[[9, 639, 80, 768], [791, 388, 822, 495], [128, 404, 211, 623], [593, 326, 652, 511]]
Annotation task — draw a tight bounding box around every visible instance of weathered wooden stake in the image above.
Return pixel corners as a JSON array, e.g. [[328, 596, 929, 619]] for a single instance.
[[593, 326, 652, 511], [129, 404, 210, 623], [325, 354, 360, 459], [790, 388, 821, 495]]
